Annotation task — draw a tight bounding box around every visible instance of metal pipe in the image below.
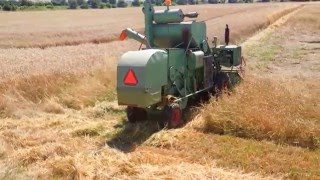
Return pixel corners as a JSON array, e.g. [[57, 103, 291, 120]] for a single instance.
[[143, 0, 154, 48], [184, 12, 198, 18], [173, 86, 214, 103], [225, 24, 229, 45], [120, 28, 151, 48]]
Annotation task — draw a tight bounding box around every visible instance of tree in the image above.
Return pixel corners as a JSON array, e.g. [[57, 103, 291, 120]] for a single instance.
[[208, 0, 218, 3], [68, 0, 77, 9], [188, 0, 197, 4], [46, 3, 54, 9], [176, 0, 187, 4], [117, 0, 127, 7], [90, 0, 101, 8], [19, 0, 34, 6], [51, 0, 67, 6], [34, 1, 45, 6], [132, 0, 140, 6], [0, 0, 5, 7], [80, 2, 88, 8], [99, 2, 106, 8], [155, 0, 163, 5], [77, 0, 84, 5], [2, 1, 17, 11]]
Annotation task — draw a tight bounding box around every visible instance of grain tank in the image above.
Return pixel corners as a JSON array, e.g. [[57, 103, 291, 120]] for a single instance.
[[117, 0, 243, 128]]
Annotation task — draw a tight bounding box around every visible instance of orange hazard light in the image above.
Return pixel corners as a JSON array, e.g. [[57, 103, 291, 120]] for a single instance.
[[165, 0, 171, 6], [124, 69, 138, 86], [119, 30, 127, 41]]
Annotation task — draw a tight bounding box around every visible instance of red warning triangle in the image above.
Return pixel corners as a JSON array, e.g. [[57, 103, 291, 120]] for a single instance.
[[123, 69, 138, 86]]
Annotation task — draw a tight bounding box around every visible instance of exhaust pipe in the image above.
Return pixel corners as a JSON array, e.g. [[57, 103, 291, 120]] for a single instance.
[[225, 24, 229, 45]]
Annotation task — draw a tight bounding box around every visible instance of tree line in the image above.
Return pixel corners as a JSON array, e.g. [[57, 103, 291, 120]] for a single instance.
[[0, 0, 132, 11], [0, 0, 265, 11]]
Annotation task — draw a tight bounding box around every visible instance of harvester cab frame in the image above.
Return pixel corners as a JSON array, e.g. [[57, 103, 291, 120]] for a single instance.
[[117, 0, 243, 128]]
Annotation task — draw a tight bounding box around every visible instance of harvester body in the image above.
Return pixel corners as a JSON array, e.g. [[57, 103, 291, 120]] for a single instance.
[[117, 1, 243, 127]]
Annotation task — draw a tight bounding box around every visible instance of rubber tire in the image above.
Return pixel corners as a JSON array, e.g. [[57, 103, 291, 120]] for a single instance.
[[213, 72, 231, 97], [163, 103, 182, 128], [126, 106, 147, 123], [199, 91, 211, 103]]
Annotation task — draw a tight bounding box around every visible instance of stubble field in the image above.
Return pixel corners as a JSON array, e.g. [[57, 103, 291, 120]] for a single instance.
[[0, 2, 319, 179]]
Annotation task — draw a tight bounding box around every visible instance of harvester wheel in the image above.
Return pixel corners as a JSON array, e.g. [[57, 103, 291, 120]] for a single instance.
[[214, 72, 232, 98], [126, 106, 147, 123], [163, 103, 182, 128]]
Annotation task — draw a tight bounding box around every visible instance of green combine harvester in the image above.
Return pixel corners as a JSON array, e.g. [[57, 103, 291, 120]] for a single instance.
[[117, 0, 243, 128]]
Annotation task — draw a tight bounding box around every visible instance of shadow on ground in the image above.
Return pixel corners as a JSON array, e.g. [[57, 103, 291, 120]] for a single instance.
[[106, 90, 218, 153], [106, 113, 165, 153], [106, 105, 201, 153]]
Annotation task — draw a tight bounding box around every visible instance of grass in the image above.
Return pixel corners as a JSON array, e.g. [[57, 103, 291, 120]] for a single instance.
[[0, 114, 119, 178], [85, 101, 125, 118], [245, 32, 285, 70], [48, 156, 82, 179], [249, 33, 284, 62], [0, 96, 14, 118], [18, 5, 68, 11], [196, 5, 320, 151], [0, 140, 5, 159], [42, 98, 65, 114], [287, 6, 320, 29], [0, 67, 116, 116], [200, 77, 320, 149], [72, 123, 106, 137], [172, 5, 320, 178], [145, 130, 320, 179]]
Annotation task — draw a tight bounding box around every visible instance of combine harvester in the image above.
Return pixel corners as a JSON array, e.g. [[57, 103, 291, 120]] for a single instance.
[[117, 0, 244, 128]]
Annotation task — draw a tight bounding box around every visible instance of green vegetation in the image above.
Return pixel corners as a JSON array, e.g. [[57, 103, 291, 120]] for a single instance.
[[79, 3, 88, 9], [117, 0, 128, 7], [0, 0, 68, 11], [68, 0, 77, 9], [247, 33, 284, 62], [245, 32, 284, 70], [76, 0, 84, 5], [0, 0, 201, 11], [0, 0, 18, 11], [132, 0, 140, 6], [88, 0, 101, 8]]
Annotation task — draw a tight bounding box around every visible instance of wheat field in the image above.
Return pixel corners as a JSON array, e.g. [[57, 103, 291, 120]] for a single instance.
[[0, 3, 301, 49], [0, 3, 302, 115], [0, 2, 319, 179]]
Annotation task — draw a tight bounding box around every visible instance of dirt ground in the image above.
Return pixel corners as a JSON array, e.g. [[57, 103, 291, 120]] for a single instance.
[[244, 7, 320, 79], [243, 5, 320, 100]]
